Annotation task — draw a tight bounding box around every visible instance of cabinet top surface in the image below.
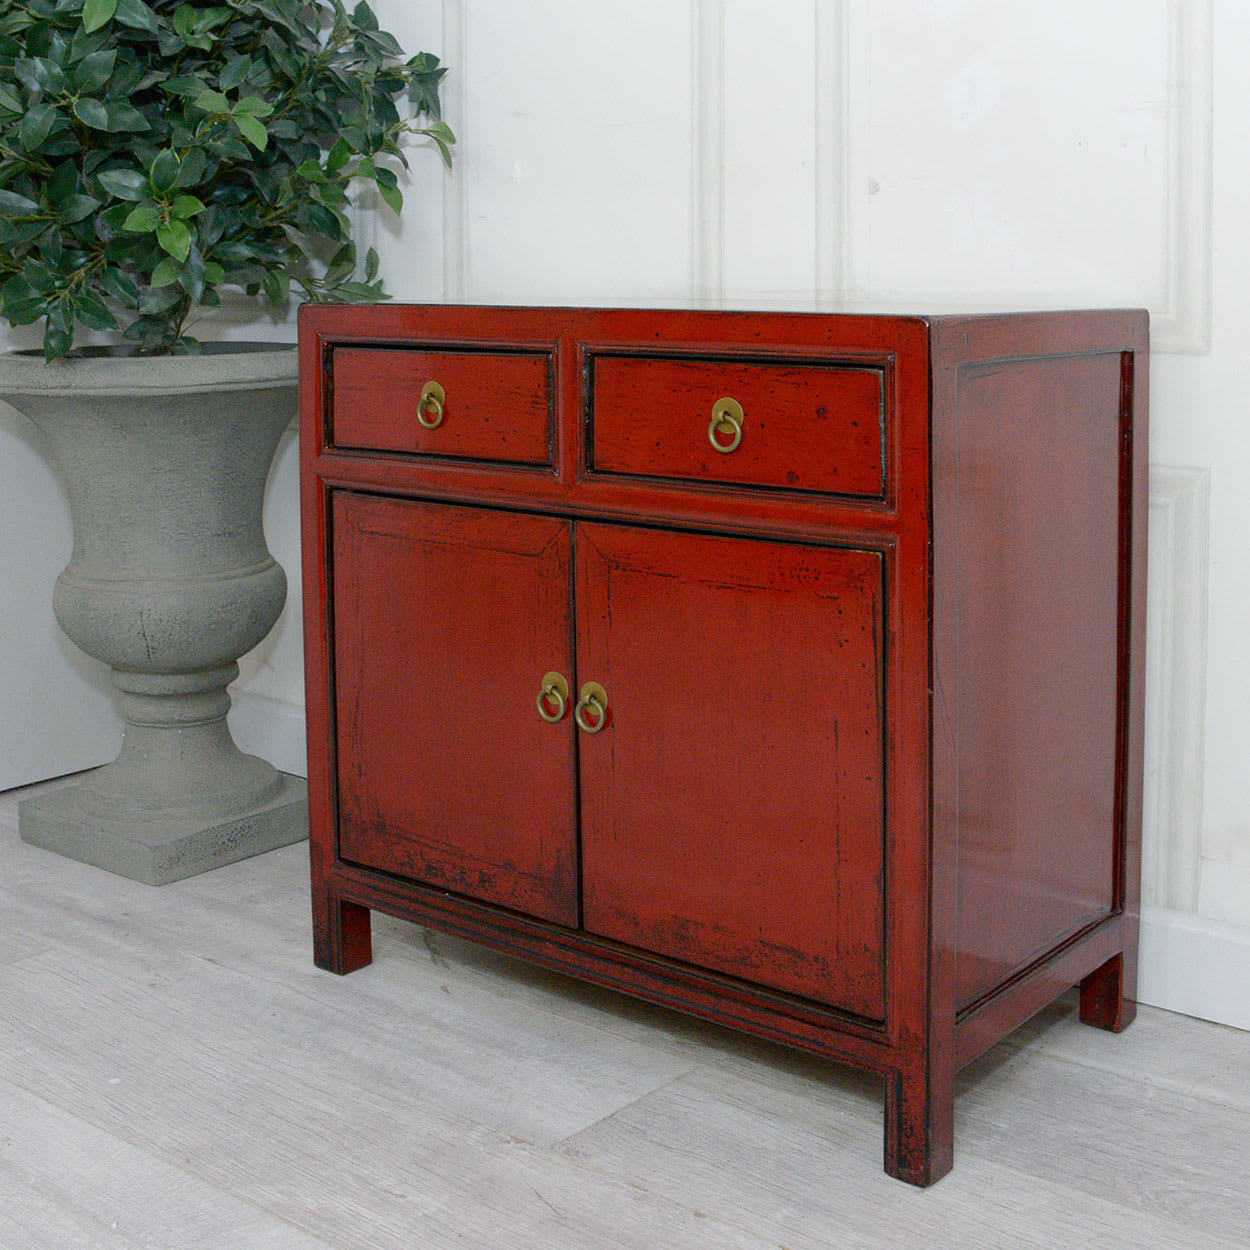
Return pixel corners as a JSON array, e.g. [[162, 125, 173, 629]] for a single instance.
[[301, 302, 1149, 358], [303, 298, 1147, 320]]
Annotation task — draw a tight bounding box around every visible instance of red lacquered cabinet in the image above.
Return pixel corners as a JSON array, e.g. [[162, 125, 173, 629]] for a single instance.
[[299, 303, 1148, 1186]]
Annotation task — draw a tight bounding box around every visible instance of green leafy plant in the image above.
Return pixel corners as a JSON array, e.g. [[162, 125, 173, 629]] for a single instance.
[[0, 0, 453, 358]]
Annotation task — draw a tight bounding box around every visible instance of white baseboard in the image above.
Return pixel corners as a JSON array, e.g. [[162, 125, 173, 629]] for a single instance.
[[228, 691, 307, 780], [1139, 904, 1250, 1031]]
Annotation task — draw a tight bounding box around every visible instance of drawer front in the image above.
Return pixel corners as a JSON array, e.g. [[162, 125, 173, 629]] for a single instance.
[[331, 346, 552, 464], [590, 354, 885, 498]]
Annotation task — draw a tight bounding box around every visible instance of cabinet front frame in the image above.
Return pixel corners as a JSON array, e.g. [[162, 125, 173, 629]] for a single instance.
[[300, 304, 938, 1084]]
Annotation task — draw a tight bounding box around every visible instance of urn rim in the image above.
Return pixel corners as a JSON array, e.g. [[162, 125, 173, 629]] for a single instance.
[[0, 341, 298, 398]]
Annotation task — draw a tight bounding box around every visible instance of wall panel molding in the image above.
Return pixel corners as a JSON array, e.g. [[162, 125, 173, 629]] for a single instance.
[[692, 0, 725, 303], [1154, 0, 1213, 353], [1141, 464, 1210, 911], [837, 0, 1211, 356], [441, 0, 468, 301], [813, 0, 847, 298]]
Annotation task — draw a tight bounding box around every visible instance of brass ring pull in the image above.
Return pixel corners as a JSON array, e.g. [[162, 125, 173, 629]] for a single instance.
[[417, 380, 446, 429], [708, 396, 744, 453], [536, 672, 569, 723], [574, 681, 609, 734]]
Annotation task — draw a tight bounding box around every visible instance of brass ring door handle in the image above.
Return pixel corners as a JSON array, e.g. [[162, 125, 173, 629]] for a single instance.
[[536, 672, 569, 723], [708, 396, 744, 453], [574, 681, 609, 734], [417, 380, 445, 429]]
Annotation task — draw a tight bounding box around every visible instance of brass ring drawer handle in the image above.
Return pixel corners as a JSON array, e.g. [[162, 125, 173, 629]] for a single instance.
[[536, 672, 569, 723], [574, 681, 608, 734], [417, 380, 445, 429], [708, 396, 744, 453]]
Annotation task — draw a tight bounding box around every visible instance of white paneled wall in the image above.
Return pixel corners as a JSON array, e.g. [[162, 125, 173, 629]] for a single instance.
[[4, 1, 1246, 1025], [359, 0, 1250, 1027]]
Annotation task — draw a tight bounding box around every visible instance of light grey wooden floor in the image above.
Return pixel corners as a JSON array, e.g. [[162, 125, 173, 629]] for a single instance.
[[2, 776, 1247, 1250]]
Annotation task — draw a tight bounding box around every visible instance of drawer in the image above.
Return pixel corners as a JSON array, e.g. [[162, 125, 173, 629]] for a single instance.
[[590, 354, 885, 498], [330, 345, 552, 465]]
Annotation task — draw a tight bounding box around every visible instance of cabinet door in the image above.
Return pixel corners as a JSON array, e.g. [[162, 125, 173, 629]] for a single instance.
[[576, 523, 887, 1019], [332, 493, 579, 926]]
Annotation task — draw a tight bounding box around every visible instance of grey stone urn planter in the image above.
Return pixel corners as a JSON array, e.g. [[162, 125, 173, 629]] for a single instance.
[[0, 344, 307, 884]]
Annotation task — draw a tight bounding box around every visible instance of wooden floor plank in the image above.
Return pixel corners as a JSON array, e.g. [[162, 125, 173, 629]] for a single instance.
[[3, 777, 1247, 1248], [0, 948, 772, 1250], [1, 842, 696, 1149], [554, 1060, 1248, 1250], [0, 1078, 334, 1250], [994, 989, 1250, 1113], [956, 1041, 1250, 1242]]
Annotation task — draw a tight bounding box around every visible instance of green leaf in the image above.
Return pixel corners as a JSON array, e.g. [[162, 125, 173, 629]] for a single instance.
[[149, 149, 180, 194], [176, 245, 206, 302], [156, 219, 192, 262], [232, 113, 268, 150], [19, 102, 57, 150], [169, 195, 206, 219], [23, 57, 67, 95], [163, 76, 211, 98], [100, 268, 141, 307], [138, 286, 184, 315], [0, 189, 40, 216], [233, 95, 274, 119], [295, 159, 328, 183], [74, 289, 120, 332], [173, 4, 197, 38], [82, 0, 119, 34], [123, 205, 162, 233], [22, 262, 57, 293], [46, 161, 79, 208], [106, 103, 150, 132], [420, 120, 456, 170], [261, 267, 291, 308], [326, 138, 352, 173], [74, 97, 111, 130], [96, 168, 149, 201], [60, 195, 101, 224], [115, 0, 159, 33], [150, 258, 179, 287], [378, 182, 402, 215], [219, 55, 251, 92], [173, 149, 211, 188], [192, 90, 231, 114], [74, 48, 117, 91], [364, 246, 379, 282], [332, 280, 388, 302], [45, 301, 76, 359]]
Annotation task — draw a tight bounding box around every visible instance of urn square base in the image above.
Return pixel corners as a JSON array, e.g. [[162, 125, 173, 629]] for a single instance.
[[18, 774, 308, 886]]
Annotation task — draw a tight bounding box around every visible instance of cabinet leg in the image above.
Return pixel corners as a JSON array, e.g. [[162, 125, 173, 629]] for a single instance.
[[883, 1069, 953, 1187], [313, 892, 373, 975], [1079, 952, 1136, 1032]]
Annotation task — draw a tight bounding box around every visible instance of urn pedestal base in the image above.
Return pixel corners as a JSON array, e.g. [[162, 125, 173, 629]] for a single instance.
[[19, 773, 307, 886], [0, 343, 306, 886]]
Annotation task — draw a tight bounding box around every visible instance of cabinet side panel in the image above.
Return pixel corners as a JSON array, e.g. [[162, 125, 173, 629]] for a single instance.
[[946, 352, 1125, 1010]]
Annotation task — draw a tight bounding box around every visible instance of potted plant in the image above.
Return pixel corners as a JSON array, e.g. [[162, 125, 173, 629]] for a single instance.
[[0, 0, 453, 884]]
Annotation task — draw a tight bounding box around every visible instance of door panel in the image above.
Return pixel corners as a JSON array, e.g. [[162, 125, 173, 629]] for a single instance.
[[576, 523, 887, 1019], [332, 494, 578, 926]]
